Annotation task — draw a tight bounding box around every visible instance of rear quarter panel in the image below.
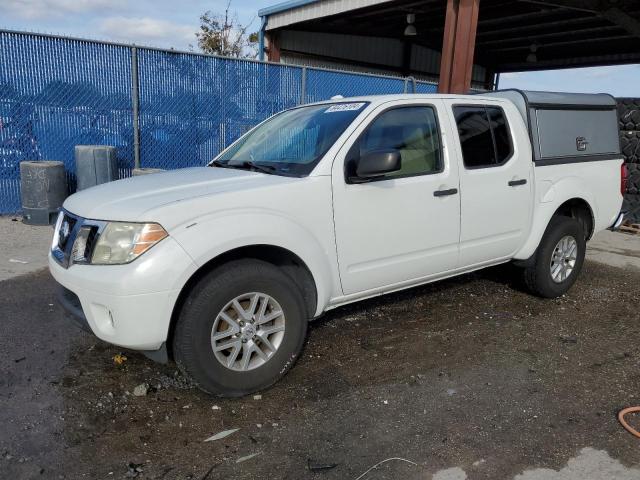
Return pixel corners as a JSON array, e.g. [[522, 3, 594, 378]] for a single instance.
[[515, 159, 624, 260]]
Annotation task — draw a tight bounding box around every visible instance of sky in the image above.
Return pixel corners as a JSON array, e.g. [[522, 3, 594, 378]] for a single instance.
[[1, 0, 272, 50], [2, 0, 639, 97]]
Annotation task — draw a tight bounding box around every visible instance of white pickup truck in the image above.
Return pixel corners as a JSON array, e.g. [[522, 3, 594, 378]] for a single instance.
[[50, 90, 626, 396]]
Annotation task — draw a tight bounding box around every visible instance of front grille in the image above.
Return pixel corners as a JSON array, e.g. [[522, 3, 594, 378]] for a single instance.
[[52, 210, 83, 268], [84, 227, 99, 261], [52, 210, 106, 268], [57, 214, 77, 251]]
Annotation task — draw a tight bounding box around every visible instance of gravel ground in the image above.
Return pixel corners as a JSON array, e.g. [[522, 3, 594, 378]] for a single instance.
[[0, 216, 53, 281], [2, 259, 640, 479]]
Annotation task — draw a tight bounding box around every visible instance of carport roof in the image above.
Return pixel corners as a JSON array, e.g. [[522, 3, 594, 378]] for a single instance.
[[259, 0, 640, 73], [258, 0, 320, 17]]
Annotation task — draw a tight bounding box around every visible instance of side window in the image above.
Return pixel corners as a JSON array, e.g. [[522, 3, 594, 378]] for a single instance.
[[487, 107, 512, 163], [354, 106, 443, 179], [453, 105, 513, 168]]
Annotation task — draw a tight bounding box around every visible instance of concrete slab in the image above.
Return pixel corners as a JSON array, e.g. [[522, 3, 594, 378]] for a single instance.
[[429, 448, 640, 479], [513, 448, 640, 480], [0, 215, 53, 282], [586, 230, 640, 271]]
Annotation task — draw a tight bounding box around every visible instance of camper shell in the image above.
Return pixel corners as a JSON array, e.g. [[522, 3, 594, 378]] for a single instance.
[[484, 90, 620, 166]]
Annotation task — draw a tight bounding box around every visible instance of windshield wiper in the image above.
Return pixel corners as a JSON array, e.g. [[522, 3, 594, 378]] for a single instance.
[[227, 160, 278, 175], [210, 159, 230, 168]]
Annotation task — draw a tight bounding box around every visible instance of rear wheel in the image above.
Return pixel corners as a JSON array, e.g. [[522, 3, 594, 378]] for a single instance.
[[523, 216, 586, 298], [173, 259, 308, 397]]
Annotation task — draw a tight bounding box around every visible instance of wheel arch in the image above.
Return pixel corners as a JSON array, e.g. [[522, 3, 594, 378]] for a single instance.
[[552, 197, 594, 241], [167, 244, 318, 358], [514, 194, 596, 262]]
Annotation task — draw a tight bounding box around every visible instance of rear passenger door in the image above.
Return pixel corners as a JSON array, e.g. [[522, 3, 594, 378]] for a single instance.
[[447, 101, 532, 267]]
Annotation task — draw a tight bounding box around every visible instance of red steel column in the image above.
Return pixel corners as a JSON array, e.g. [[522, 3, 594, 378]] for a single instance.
[[438, 0, 480, 94], [266, 31, 281, 62]]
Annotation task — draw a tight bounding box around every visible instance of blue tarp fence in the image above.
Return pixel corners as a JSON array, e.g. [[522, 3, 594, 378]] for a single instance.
[[0, 30, 438, 213]]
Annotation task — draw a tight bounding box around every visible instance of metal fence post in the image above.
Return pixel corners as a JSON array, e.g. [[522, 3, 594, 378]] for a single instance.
[[403, 76, 417, 94], [131, 46, 141, 170], [300, 66, 307, 105]]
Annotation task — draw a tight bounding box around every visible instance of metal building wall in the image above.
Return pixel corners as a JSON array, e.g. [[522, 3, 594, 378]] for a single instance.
[[278, 30, 487, 85]]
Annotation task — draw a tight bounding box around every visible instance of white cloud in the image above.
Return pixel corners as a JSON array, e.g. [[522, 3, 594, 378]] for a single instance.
[[583, 66, 617, 79], [98, 16, 195, 47], [4, 0, 125, 19], [500, 72, 522, 79]]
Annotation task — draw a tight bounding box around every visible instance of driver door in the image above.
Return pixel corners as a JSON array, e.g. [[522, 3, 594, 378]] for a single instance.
[[331, 100, 461, 295]]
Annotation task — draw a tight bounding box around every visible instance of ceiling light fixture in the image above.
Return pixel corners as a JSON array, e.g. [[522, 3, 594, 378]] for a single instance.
[[404, 13, 417, 36], [527, 43, 538, 63]]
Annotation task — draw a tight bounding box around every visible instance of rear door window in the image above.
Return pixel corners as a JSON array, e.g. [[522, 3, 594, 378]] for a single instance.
[[453, 106, 513, 168]]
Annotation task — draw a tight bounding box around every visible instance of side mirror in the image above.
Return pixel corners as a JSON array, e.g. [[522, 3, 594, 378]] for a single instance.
[[354, 149, 401, 180]]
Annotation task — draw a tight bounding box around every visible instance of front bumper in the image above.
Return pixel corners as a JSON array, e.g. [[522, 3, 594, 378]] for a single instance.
[[57, 285, 91, 333], [56, 284, 169, 363], [49, 235, 198, 354]]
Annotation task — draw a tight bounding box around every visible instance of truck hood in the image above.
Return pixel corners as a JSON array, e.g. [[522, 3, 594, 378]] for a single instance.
[[63, 167, 294, 222]]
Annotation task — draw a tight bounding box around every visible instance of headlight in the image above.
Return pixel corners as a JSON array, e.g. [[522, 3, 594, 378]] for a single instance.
[[90, 222, 168, 265]]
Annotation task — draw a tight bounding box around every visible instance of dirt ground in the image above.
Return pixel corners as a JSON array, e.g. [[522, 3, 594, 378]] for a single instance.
[[2, 258, 640, 480]]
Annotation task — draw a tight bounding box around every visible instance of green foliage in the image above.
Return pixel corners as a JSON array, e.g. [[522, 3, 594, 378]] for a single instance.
[[196, 1, 258, 59]]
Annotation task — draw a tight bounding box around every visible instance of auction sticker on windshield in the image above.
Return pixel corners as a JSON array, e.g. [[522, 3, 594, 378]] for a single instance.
[[325, 103, 366, 113]]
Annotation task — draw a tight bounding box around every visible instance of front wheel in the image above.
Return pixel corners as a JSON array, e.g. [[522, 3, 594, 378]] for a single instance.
[[523, 216, 586, 298], [173, 259, 308, 397]]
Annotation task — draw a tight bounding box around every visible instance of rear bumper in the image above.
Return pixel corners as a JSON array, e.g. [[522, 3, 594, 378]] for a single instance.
[[609, 211, 625, 231]]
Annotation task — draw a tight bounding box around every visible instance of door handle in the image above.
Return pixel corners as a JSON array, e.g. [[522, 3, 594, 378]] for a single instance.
[[508, 179, 527, 187], [433, 188, 458, 197]]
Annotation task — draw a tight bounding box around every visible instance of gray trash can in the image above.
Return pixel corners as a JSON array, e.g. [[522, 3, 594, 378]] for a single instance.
[[75, 145, 118, 191], [20, 160, 67, 225]]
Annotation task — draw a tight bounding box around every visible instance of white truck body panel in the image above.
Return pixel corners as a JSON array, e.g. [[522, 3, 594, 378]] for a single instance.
[[50, 93, 624, 352]]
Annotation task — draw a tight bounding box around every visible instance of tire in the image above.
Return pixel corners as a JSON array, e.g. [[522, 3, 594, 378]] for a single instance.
[[173, 259, 308, 397], [523, 216, 586, 298]]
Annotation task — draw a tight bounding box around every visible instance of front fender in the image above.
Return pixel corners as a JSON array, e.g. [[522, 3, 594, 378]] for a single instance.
[[514, 176, 596, 260], [170, 209, 337, 316]]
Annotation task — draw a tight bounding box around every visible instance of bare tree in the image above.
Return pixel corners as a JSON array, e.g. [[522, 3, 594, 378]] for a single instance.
[[195, 1, 258, 58]]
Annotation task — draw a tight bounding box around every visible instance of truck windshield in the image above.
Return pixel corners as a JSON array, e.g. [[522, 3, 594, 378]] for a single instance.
[[212, 102, 368, 176]]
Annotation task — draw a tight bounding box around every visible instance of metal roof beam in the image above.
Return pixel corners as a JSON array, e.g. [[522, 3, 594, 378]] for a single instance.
[[519, 1, 640, 39], [488, 34, 632, 52], [517, 0, 599, 13], [477, 7, 566, 27], [601, 7, 640, 39], [477, 25, 622, 46], [497, 52, 640, 71], [477, 15, 604, 38], [347, 0, 442, 19]]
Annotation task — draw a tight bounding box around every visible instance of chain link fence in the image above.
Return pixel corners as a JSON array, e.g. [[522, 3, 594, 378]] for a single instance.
[[0, 29, 437, 214]]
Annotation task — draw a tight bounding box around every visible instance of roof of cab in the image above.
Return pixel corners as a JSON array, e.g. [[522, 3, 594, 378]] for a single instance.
[[304, 90, 617, 109], [484, 89, 616, 108], [303, 93, 510, 107]]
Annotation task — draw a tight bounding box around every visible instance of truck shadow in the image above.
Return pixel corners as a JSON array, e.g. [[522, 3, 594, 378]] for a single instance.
[[312, 262, 527, 330]]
